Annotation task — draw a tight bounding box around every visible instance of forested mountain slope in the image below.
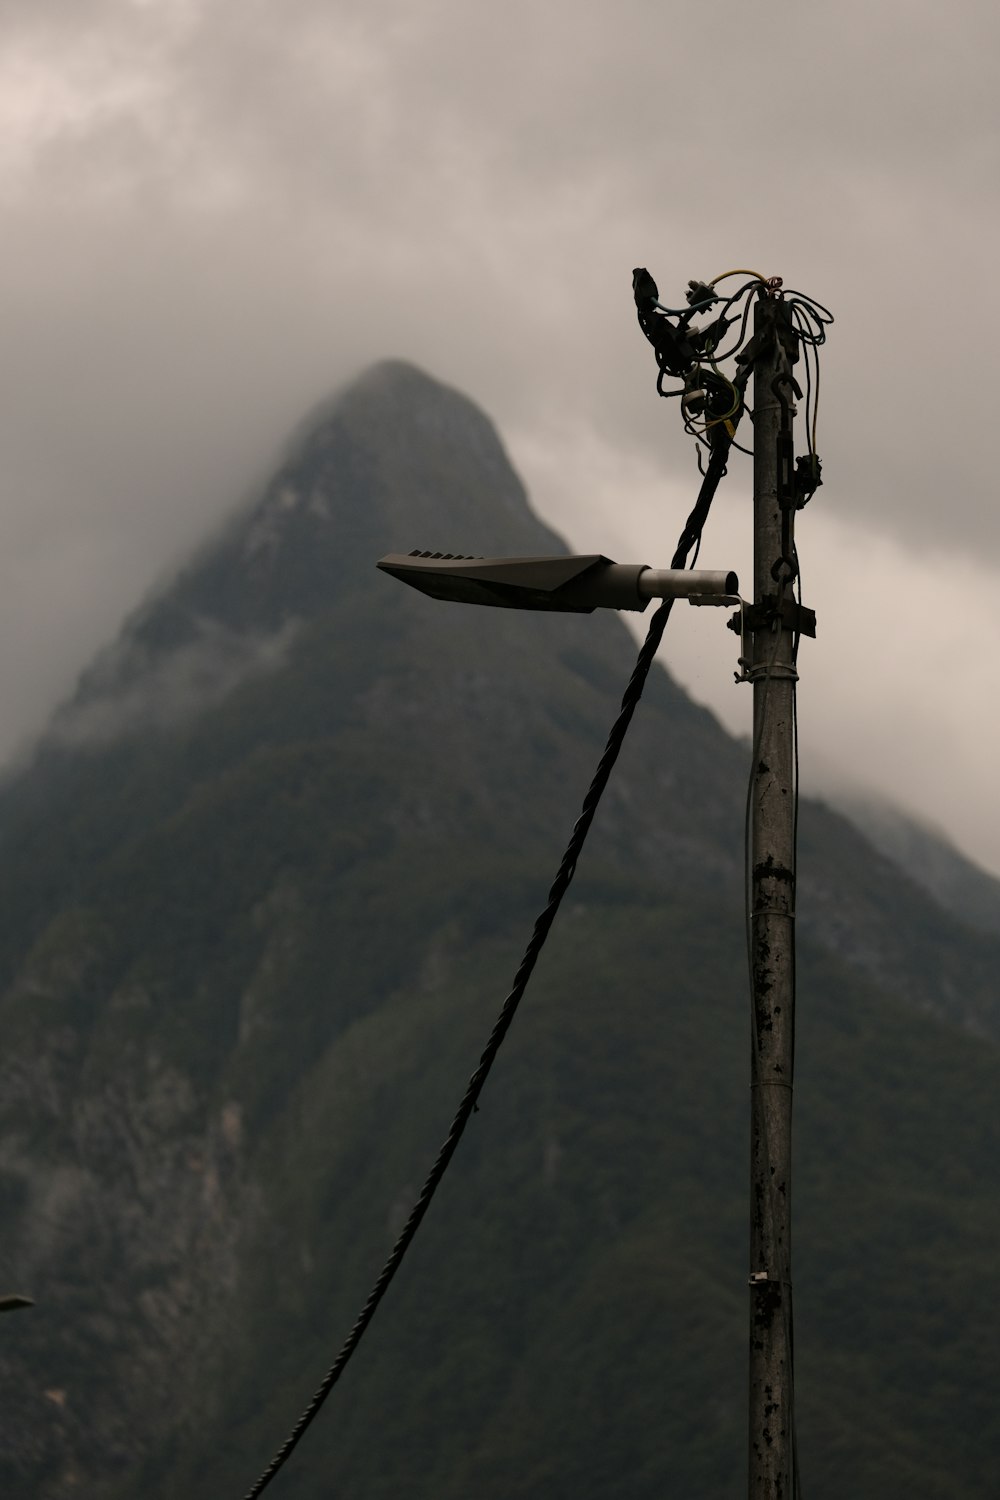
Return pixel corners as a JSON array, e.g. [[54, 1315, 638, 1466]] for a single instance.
[[1, 361, 997, 1499]]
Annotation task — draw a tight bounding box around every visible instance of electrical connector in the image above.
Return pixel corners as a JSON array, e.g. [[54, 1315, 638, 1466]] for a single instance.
[[686, 279, 716, 309], [794, 454, 822, 507]]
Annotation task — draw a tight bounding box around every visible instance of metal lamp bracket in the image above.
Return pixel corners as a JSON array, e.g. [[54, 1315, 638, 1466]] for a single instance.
[[727, 595, 817, 683]]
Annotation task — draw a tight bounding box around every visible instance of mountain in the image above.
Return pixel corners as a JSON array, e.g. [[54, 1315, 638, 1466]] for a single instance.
[[1, 361, 999, 1500], [835, 790, 1000, 937]]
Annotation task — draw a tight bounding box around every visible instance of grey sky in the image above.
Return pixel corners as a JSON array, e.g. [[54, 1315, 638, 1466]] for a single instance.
[[1, 0, 998, 871]]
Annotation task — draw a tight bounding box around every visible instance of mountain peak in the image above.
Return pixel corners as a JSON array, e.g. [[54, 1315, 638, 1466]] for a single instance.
[[283, 358, 552, 550], [46, 361, 567, 748]]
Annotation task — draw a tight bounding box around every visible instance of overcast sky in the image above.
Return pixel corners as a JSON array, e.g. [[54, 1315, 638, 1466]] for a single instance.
[[1, 0, 998, 875]]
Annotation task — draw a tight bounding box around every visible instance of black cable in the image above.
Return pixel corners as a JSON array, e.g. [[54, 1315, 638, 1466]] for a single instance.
[[808, 322, 822, 451], [702, 284, 757, 363], [782, 291, 834, 331], [664, 287, 757, 462], [788, 303, 821, 460], [239, 458, 733, 1500]]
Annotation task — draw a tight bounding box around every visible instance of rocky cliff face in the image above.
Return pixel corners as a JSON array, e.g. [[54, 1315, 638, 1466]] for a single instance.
[[1, 362, 999, 1500]]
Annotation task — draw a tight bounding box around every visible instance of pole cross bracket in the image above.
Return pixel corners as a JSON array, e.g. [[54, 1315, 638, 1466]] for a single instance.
[[728, 595, 816, 639]]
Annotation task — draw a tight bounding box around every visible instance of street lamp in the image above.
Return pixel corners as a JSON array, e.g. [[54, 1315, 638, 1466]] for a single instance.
[[376, 551, 739, 613]]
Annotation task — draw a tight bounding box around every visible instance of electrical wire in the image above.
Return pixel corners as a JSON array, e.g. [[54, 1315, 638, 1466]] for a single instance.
[[709, 267, 767, 285], [642, 276, 832, 470], [699, 300, 755, 366], [637, 276, 760, 472], [655, 297, 716, 315], [783, 291, 834, 328], [804, 324, 821, 457], [788, 305, 815, 458], [656, 276, 760, 320], [238, 454, 735, 1500], [786, 295, 831, 457]]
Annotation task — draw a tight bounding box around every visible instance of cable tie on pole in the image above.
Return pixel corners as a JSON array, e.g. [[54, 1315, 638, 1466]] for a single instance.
[[744, 663, 799, 684]]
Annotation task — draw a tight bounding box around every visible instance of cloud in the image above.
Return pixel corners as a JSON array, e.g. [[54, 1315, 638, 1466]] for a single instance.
[[45, 615, 300, 751], [0, 0, 995, 872], [509, 422, 1000, 878]]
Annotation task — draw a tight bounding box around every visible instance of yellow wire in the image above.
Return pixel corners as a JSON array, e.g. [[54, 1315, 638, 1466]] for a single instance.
[[709, 267, 768, 286]]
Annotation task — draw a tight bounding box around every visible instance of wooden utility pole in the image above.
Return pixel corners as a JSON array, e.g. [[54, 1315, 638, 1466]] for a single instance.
[[747, 290, 799, 1500]]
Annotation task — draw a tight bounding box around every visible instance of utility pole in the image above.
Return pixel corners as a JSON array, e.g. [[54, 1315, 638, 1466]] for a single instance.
[[747, 290, 799, 1499], [378, 269, 827, 1500]]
